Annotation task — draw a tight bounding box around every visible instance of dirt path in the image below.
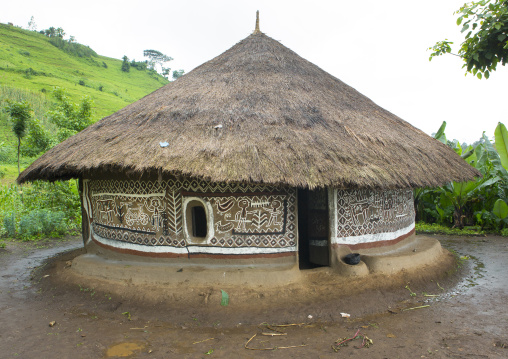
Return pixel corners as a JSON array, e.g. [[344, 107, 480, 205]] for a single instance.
[[0, 235, 507, 358]]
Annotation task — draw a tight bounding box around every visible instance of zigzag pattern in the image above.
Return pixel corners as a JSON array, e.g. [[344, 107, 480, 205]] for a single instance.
[[89, 178, 285, 195]]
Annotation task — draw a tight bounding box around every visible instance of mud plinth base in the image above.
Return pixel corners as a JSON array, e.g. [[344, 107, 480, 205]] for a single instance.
[[334, 235, 444, 276], [70, 235, 448, 288], [72, 253, 301, 287]]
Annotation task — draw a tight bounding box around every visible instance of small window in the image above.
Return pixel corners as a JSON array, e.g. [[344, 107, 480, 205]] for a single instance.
[[191, 206, 207, 238], [184, 199, 209, 242]]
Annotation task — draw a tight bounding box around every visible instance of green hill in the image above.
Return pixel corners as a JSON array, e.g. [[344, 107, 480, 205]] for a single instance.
[[0, 23, 170, 183], [0, 23, 168, 119]]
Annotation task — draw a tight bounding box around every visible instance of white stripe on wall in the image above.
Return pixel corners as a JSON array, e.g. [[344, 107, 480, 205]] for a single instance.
[[331, 222, 415, 245], [91, 229, 296, 255]]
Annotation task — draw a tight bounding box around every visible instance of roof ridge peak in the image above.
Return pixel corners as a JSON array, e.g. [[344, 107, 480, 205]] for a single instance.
[[253, 10, 262, 34]]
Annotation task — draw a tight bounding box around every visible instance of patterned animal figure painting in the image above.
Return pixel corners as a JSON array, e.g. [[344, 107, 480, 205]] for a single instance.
[[83, 178, 297, 256], [210, 195, 287, 235], [336, 189, 414, 241]]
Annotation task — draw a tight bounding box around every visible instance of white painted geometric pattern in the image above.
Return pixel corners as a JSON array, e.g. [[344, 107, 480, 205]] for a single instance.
[[87, 178, 297, 249], [336, 189, 414, 238]]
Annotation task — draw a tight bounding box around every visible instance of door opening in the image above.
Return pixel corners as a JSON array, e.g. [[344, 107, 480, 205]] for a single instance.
[[297, 188, 330, 269]]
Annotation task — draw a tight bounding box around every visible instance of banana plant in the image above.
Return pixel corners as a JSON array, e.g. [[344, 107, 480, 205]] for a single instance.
[[492, 199, 508, 229], [437, 176, 501, 229], [494, 122, 508, 170]]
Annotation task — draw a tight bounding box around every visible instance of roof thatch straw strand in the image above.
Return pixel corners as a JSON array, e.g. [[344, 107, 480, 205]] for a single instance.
[[17, 27, 480, 188]]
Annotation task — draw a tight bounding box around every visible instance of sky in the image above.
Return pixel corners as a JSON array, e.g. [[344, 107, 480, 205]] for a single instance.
[[2, 0, 507, 144]]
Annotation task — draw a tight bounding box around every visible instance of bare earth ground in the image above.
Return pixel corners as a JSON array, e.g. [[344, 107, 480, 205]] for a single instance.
[[0, 235, 507, 358]]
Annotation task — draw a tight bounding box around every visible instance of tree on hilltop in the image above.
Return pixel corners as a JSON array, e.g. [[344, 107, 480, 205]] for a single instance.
[[121, 55, 130, 72], [143, 49, 173, 78]]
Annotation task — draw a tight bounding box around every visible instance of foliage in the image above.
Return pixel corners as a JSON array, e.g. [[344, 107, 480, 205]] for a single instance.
[[121, 55, 130, 73], [4, 101, 33, 174], [40, 26, 65, 38], [4, 101, 31, 140], [143, 49, 173, 77], [172, 69, 185, 80], [429, 0, 508, 78], [494, 122, 508, 168], [415, 222, 484, 236], [47, 88, 94, 141], [18, 210, 66, 239], [130, 60, 147, 71], [0, 181, 80, 240], [415, 121, 508, 233], [27, 16, 37, 31], [49, 36, 98, 58], [23, 118, 54, 157]]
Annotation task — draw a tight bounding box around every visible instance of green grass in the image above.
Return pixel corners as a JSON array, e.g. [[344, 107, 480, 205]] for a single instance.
[[415, 222, 485, 236], [0, 23, 170, 184], [0, 164, 20, 184], [0, 23, 168, 119]]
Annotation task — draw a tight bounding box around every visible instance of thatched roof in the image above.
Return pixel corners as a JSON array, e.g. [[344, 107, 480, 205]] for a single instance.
[[17, 25, 480, 188]]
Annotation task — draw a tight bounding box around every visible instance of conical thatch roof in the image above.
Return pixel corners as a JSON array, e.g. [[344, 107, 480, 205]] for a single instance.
[[17, 27, 480, 188]]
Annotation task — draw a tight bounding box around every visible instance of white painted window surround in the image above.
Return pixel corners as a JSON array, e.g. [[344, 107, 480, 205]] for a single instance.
[[182, 197, 215, 244]]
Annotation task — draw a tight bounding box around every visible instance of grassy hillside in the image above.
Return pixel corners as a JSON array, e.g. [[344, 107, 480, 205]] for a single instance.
[[0, 23, 170, 184], [0, 23, 168, 119]]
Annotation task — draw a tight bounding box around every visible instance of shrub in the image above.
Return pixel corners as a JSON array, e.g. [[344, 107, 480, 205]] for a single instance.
[[3, 211, 16, 237], [24, 67, 37, 79], [48, 37, 97, 58], [78, 80, 85, 86], [415, 222, 484, 236], [18, 209, 66, 239], [0, 146, 17, 163], [0, 181, 81, 240]]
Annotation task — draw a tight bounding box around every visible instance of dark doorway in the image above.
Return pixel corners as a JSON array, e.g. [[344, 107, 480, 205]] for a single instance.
[[191, 205, 207, 238], [297, 188, 330, 269]]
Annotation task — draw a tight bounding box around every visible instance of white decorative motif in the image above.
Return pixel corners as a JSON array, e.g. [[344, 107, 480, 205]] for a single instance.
[[86, 178, 297, 252], [336, 188, 415, 242]]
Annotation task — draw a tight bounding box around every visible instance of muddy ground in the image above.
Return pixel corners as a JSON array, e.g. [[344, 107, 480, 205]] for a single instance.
[[0, 235, 507, 358]]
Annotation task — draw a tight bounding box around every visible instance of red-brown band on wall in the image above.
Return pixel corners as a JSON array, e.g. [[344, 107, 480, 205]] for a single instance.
[[332, 228, 415, 250]]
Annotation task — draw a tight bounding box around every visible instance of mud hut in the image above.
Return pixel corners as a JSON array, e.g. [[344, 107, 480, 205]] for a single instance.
[[18, 14, 479, 273]]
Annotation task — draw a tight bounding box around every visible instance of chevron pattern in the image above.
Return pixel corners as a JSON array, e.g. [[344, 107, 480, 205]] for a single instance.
[[165, 190, 182, 235]]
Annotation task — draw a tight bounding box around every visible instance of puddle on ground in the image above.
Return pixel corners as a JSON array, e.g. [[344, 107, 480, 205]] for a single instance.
[[0, 242, 81, 297], [105, 342, 145, 357], [426, 240, 488, 303]]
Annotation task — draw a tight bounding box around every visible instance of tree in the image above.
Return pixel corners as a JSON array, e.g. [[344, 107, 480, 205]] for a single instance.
[[43, 27, 56, 37], [143, 49, 173, 75], [55, 27, 65, 38], [48, 88, 94, 141], [27, 16, 37, 31], [121, 55, 130, 72], [172, 69, 185, 80], [23, 118, 54, 157], [4, 101, 33, 175], [429, 0, 508, 79]]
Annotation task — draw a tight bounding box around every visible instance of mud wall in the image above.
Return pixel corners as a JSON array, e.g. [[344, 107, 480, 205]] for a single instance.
[[331, 188, 415, 249], [82, 177, 297, 258]]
